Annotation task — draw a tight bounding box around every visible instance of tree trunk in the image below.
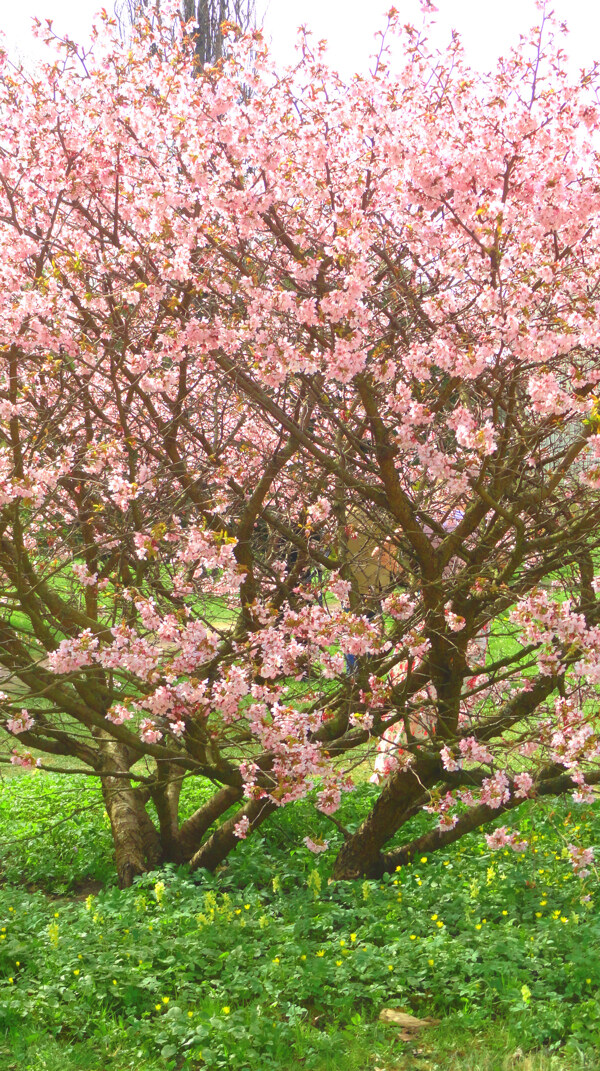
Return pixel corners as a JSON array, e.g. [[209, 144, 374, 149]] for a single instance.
[[188, 796, 275, 872], [384, 766, 600, 872], [175, 784, 242, 862], [150, 764, 184, 862], [333, 755, 440, 879], [98, 743, 162, 887]]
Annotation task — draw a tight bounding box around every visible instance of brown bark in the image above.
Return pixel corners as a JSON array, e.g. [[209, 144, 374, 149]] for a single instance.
[[175, 784, 242, 862], [383, 766, 600, 872], [99, 744, 162, 887], [150, 764, 184, 862], [101, 776, 159, 886], [188, 796, 276, 872], [332, 753, 441, 879]]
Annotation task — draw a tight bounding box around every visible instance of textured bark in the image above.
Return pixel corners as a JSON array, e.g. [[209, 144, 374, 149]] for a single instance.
[[188, 796, 276, 872], [99, 743, 162, 887], [150, 764, 184, 862], [101, 776, 158, 886]]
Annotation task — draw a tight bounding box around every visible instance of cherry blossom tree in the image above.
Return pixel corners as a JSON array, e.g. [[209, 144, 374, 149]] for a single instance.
[[1, 3, 600, 885]]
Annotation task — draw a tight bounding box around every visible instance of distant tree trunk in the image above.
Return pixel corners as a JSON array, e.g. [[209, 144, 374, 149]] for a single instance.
[[117, 0, 257, 68]]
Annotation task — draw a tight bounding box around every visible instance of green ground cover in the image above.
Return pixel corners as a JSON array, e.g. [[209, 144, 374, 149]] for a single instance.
[[0, 774, 599, 1069]]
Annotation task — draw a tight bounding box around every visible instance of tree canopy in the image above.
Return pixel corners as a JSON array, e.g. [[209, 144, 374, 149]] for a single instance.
[[0, 5, 599, 885]]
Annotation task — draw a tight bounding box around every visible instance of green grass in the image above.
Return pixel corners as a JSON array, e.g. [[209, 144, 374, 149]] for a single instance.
[[1, 774, 600, 1068]]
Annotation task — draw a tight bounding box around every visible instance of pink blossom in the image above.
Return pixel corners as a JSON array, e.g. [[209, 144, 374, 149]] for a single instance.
[[444, 602, 466, 632], [480, 771, 511, 809], [72, 562, 98, 587], [303, 836, 329, 853], [440, 745, 461, 772], [6, 709, 34, 735], [513, 772, 534, 799], [139, 719, 163, 744], [106, 704, 134, 726], [567, 843, 595, 877], [459, 737, 494, 765], [485, 826, 510, 849], [233, 815, 251, 839], [10, 749, 41, 769]]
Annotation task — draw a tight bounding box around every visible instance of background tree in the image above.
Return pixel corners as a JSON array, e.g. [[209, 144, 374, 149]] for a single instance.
[[115, 0, 257, 66], [1, 8, 600, 886]]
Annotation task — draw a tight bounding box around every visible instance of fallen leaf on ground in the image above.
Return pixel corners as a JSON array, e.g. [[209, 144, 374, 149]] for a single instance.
[[378, 1009, 440, 1031]]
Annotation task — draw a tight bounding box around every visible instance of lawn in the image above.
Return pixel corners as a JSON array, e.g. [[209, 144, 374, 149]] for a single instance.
[[0, 772, 599, 1070]]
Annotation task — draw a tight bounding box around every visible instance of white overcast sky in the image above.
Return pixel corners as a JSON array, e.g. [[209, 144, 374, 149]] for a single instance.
[[1, 0, 600, 76]]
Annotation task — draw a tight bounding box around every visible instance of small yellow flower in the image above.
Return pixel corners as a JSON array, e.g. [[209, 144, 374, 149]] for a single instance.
[[560, 916, 568, 923], [475, 924, 482, 930], [272, 957, 279, 964], [535, 912, 542, 918], [162, 996, 169, 1004], [540, 900, 547, 906], [300, 954, 307, 961], [188, 1011, 194, 1017], [15, 962, 19, 967], [443, 861, 450, 866], [155, 1004, 162, 1012], [8, 978, 13, 985], [436, 921, 444, 928], [388, 964, 393, 971], [74, 969, 80, 976], [428, 959, 434, 966], [420, 857, 427, 863], [113, 980, 117, 986], [316, 950, 325, 957], [336, 960, 342, 966], [586, 979, 591, 985], [244, 904, 250, 910], [502, 910, 508, 916], [222, 1006, 230, 1015], [430, 914, 438, 921], [410, 934, 417, 940], [350, 933, 357, 942]]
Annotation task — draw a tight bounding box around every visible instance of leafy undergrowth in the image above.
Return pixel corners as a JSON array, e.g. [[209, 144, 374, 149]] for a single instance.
[[0, 774, 599, 1069]]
